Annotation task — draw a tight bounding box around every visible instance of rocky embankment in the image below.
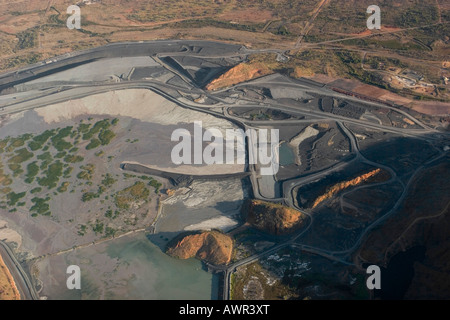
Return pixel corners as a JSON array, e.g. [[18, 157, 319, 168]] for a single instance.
[[205, 62, 272, 91], [166, 231, 233, 265], [311, 168, 383, 208], [243, 199, 306, 235]]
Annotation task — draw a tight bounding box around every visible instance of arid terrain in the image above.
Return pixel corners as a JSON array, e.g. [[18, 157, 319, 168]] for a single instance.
[[0, 0, 449, 107], [0, 253, 20, 300], [0, 0, 448, 302]]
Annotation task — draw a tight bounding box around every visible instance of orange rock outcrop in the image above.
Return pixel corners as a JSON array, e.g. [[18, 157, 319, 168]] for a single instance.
[[312, 169, 382, 209], [205, 62, 273, 91], [166, 231, 233, 265], [244, 199, 306, 235]]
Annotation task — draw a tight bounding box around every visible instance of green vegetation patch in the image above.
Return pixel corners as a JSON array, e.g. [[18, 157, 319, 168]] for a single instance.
[[105, 209, 120, 219], [105, 227, 116, 237], [8, 163, 23, 177], [64, 154, 84, 163], [138, 175, 162, 193], [8, 147, 34, 164], [92, 220, 104, 235], [57, 182, 70, 193], [55, 151, 67, 159], [98, 129, 115, 146], [37, 160, 63, 189], [16, 28, 38, 50], [81, 119, 117, 149], [95, 150, 104, 157], [25, 161, 39, 183], [86, 138, 101, 150], [82, 119, 111, 140], [7, 191, 26, 206], [395, 6, 439, 28], [30, 196, 51, 216], [8, 134, 32, 150], [0, 138, 9, 153], [30, 187, 42, 194], [148, 179, 162, 194], [81, 191, 98, 202], [101, 173, 116, 188], [0, 164, 12, 186], [77, 122, 91, 134], [51, 126, 73, 152], [63, 166, 73, 178], [78, 224, 87, 236], [29, 130, 55, 151], [37, 151, 53, 170], [115, 181, 150, 210], [77, 164, 95, 180]]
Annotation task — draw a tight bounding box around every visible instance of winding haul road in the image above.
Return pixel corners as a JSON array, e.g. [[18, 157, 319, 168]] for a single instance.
[[0, 40, 447, 300]]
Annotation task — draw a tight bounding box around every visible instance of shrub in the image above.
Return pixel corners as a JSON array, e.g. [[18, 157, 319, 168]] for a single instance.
[[30, 187, 42, 194], [86, 138, 101, 150], [25, 161, 39, 183], [7, 191, 26, 206], [101, 173, 116, 188], [38, 151, 53, 170], [57, 182, 70, 193], [8, 148, 33, 163], [115, 181, 150, 209], [37, 161, 63, 189], [82, 119, 110, 140], [92, 221, 104, 234], [105, 227, 116, 237], [98, 129, 115, 145], [29, 130, 55, 151], [30, 197, 51, 215], [51, 126, 73, 151], [82, 192, 97, 202], [63, 166, 73, 178], [64, 154, 84, 163], [8, 163, 23, 177]]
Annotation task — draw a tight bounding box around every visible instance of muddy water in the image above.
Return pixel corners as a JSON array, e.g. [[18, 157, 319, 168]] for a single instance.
[[37, 232, 217, 300], [104, 234, 217, 300], [279, 142, 295, 166]]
